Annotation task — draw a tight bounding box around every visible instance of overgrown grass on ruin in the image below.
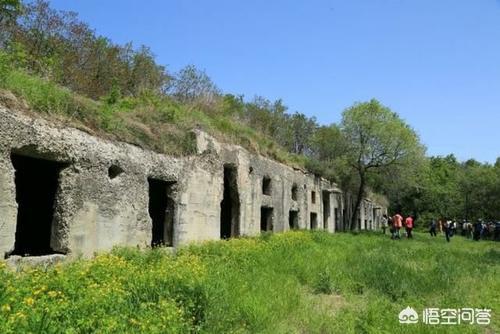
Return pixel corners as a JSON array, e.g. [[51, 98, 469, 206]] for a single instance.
[[0, 52, 306, 168], [0, 231, 498, 333]]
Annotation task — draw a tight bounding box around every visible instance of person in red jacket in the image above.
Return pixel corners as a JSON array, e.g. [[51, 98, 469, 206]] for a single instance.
[[405, 215, 414, 239]]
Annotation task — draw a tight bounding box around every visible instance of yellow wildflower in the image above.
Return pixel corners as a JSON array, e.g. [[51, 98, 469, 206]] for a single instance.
[[24, 297, 35, 306], [1, 304, 11, 312], [14, 311, 26, 319]]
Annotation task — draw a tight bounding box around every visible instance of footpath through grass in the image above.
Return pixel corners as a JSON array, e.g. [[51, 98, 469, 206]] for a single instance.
[[0, 231, 498, 333]]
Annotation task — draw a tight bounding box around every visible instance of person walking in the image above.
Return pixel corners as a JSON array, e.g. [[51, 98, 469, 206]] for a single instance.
[[393, 213, 403, 239], [381, 214, 388, 235], [388, 216, 395, 239], [494, 221, 500, 242], [429, 219, 437, 237], [450, 220, 457, 237], [443, 220, 451, 242], [473, 220, 482, 241], [405, 215, 414, 239]]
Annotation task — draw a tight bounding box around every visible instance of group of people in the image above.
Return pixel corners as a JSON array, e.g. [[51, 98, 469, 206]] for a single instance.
[[429, 219, 457, 242], [460, 219, 500, 241], [430, 219, 500, 242], [380, 214, 500, 242], [380, 213, 414, 240]]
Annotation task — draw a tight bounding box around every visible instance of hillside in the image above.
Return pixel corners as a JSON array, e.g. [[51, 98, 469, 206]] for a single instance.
[[0, 59, 307, 170], [0, 231, 498, 333]]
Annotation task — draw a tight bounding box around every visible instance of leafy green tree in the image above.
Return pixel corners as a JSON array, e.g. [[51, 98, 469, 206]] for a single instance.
[[288, 112, 317, 155], [340, 99, 425, 229], [0, 0, 21, 47], [461, 160, 500, 220], [127, 45, 170, 95], [220, 94, 245, 118], [170, 64, 220, 104], [0, 0, 21, 25], [311, 124, 346, 162]]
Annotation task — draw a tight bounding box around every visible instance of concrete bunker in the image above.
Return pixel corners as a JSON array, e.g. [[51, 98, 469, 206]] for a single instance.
[[148, 178, 175, 247], [262, 176, 272, 195], [260, 207, 274, 231], [289, 210, 299, 230], [322, 191, 330, 229], [9, 153, 67, 257], [310, 212, 318, 230], [220, 164, 240, 239]]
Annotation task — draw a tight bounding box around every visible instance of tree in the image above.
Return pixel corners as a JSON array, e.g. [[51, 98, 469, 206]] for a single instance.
[[288, 112, 317, 155], [0, 0, 21, 25], [0, 0, 21, 47], [169, 64, 220, 104], [127, 45, 170, 95], [340, 99, 425, 230], [311, 124, 346, 162]]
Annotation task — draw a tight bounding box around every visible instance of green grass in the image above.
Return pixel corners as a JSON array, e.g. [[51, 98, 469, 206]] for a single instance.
[[0, 53, 306, 168], [0, 231, 498, 333]]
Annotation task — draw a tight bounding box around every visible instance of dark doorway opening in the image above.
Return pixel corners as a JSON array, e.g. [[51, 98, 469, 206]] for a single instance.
[[148, 178, 175, 247], [220, 165, 240, 239], [289, 210, 299, 230], [334, 208, 339, 231], [311, 191, 316, 204], [260, 207, 273, 231], [310, 212, 318, 230], [10, 154, 66, 256], [322, 191, 330, 230]]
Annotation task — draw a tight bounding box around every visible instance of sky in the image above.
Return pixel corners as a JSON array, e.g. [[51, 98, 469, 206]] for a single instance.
[[48, 0, 500, 163]]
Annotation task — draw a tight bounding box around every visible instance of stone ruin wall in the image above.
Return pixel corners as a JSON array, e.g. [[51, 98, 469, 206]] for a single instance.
[[0, 106, 386, 259]]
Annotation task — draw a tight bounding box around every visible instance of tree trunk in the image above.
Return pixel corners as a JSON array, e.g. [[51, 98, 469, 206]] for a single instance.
[[350, 171, 366, 230]]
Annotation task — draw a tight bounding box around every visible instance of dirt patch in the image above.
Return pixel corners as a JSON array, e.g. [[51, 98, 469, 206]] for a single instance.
[[0, 89, 29, 111], [302, 287, 347, 315]]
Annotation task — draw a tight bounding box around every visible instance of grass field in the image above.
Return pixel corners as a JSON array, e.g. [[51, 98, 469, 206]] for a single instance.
[[0, 231, 498, 333]]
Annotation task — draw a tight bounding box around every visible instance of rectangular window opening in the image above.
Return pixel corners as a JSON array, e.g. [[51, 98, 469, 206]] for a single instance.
[[262, 176, 272, 195], [291, 184, 298, 201]]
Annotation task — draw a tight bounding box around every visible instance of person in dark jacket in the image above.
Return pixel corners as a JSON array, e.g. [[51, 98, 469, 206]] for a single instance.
[[429, 220, 437, 237], [443, 220, 451, 242], [494, 222, 500, 242], [473, 219, 482, 241]]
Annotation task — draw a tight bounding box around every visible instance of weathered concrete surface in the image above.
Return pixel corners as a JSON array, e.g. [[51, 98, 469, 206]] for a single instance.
[[6, 254, 66, 271], [0, 106, 385, 258]]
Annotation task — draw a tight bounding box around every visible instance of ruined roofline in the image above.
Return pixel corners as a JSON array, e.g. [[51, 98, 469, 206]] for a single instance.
[[193, 128, 343, 193]]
